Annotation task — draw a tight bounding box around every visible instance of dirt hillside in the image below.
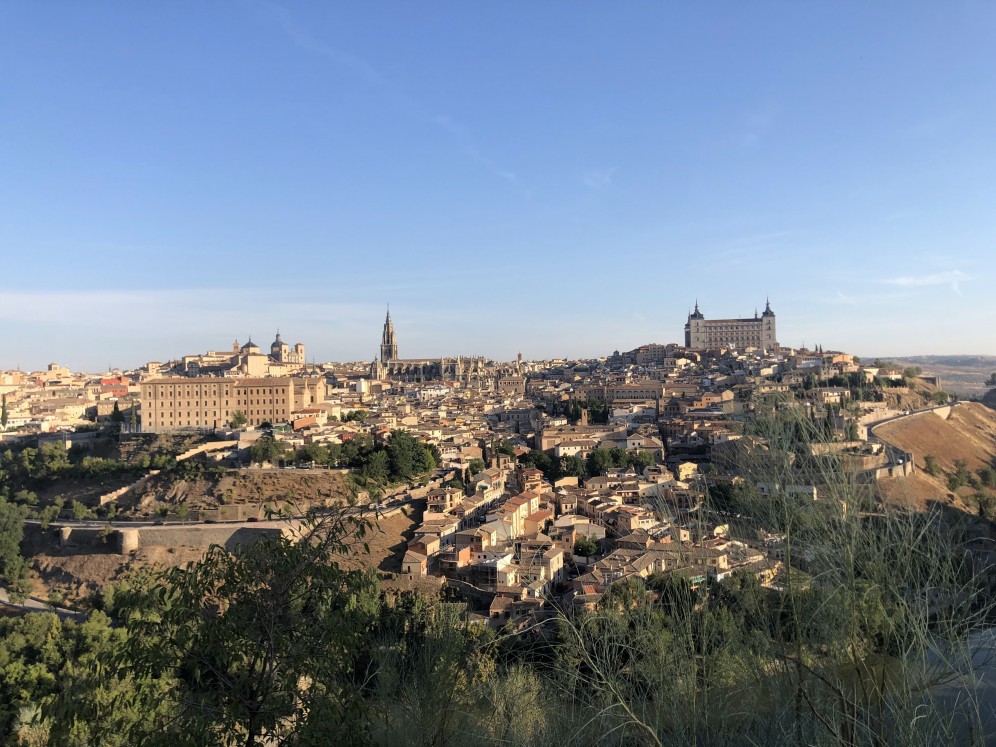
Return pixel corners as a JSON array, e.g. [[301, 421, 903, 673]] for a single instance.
[[133, 468, 355, 514], [875, 403, 996, 474], [874, 403, 996, 512]]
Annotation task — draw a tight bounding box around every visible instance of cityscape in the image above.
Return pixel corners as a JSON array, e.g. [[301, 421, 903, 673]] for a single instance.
[[3, 3, 996, 745], [2, 300, 996, 742]]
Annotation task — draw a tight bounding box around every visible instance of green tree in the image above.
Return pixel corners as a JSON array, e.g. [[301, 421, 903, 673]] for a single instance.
[[361, 449, 390, 483], [249, 435, 285, 465], [229, 411, 248, 429], [0, 498, 29, 596], [844, 418, 860, 441], [0, 394, 7, 429], [39, 503, 60, 530], [111, 402, 125, 424], [560, 455, 587, 481], [467, 457, 485, 477], [295, 442, 329, 465], [385, 430, 429, 482], [573, 535, 597, 557], [924, 454, 941, 477], [627, 450, 655, 473], [585, 448, 614, 478], [947, 459, 972, 490], [117, 511, 379, 746], [518, 449, 560, 482], [986, 372, 996, 387], [72, 500, 93, 521]]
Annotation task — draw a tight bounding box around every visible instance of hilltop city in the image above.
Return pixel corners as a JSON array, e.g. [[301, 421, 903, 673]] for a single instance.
[[3, 300, 993, 614], [3, 299, 996, 743]]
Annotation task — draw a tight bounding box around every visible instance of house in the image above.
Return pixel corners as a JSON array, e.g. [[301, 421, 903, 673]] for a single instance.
[[402, 550, 427, 576]]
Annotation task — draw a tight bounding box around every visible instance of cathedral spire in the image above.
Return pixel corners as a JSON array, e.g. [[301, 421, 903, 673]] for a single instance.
[[380, 306, 398, 363]]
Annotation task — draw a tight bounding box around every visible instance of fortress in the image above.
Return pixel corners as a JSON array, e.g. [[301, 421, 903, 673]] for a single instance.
[[684, 300, 778, 352]]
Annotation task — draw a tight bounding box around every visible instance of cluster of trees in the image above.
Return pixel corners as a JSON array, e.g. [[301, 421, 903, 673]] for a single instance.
[[0, 408, 993, 744], [1, 472, 991, 745], [517, 447, 656, 484], [250, 430, 439, 486], [563, 398, 610, 425], [0, 442, 173, 504]]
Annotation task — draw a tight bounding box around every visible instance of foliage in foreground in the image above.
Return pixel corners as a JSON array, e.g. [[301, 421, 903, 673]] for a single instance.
[[1, 411, 995, 745]]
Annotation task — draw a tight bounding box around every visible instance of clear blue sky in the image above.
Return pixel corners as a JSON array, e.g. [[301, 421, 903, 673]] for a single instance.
[[2, 2, 995, 371]]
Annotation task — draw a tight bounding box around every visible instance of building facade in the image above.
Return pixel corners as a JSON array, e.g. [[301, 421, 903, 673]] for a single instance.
[[684, 300, 778, 351], [140, 376, 325, 433]]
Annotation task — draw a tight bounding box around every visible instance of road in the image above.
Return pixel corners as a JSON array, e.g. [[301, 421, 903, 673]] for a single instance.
[[0, 586, 86, 621]]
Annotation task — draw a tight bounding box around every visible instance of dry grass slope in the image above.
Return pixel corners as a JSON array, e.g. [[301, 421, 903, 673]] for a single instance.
[[875, 403, 996, 511]]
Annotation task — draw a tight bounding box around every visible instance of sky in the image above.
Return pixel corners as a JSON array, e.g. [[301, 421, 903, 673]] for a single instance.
[[2, 2, 995, 372]]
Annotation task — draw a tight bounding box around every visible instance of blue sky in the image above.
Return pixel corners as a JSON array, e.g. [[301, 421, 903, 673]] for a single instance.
[[2, 2, 995, 371]]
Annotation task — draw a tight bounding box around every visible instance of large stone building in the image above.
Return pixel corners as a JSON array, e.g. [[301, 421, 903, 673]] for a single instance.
[[684, 300, 778, 351], [370, 309, 493, 384], [175, 333, 306, 378], [140, 376, 324, 433]]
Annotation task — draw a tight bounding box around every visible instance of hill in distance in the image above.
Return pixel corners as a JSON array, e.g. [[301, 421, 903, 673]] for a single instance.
[[863, 354, 996, 398]]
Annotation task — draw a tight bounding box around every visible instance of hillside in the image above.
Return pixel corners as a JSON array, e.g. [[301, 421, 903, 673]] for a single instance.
[[873, 403, 996, 511], [24, 498, 424, 608], [130, 467, 356, 516]]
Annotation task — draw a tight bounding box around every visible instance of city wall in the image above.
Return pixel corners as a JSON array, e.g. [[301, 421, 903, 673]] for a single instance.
[[28, 522, 285, 554]]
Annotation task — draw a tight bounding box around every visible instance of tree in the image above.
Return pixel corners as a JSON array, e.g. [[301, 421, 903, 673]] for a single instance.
[[844, 419, 860, 441], [249, 435, 285, 465], [0, 394, 7, 429], [585, 448, 614, 478], [361, 449, 390, 483], [518, 449, 560, 482], [986, 372, 996, 387], [117, 511, 379, 746], [560, 455, 587, 481], [385, 430, 432, 482], [0, 498, 29, 597], [229, 411, 248, 429], [924, 454, 941, 477], [111, 402, 125, 424], [72, 500, 93, 521], [467, 458, 485, 477], [628, 450, 655, 473], [295, 443, 329, 465], [573, 535, 598, 558]]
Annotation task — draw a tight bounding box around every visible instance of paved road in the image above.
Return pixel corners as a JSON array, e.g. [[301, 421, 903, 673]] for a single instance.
[[0, 586, 85, 621]]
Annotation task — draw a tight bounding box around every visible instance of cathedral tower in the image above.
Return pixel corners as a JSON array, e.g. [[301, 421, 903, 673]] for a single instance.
[[380, 308, 398, 363]]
